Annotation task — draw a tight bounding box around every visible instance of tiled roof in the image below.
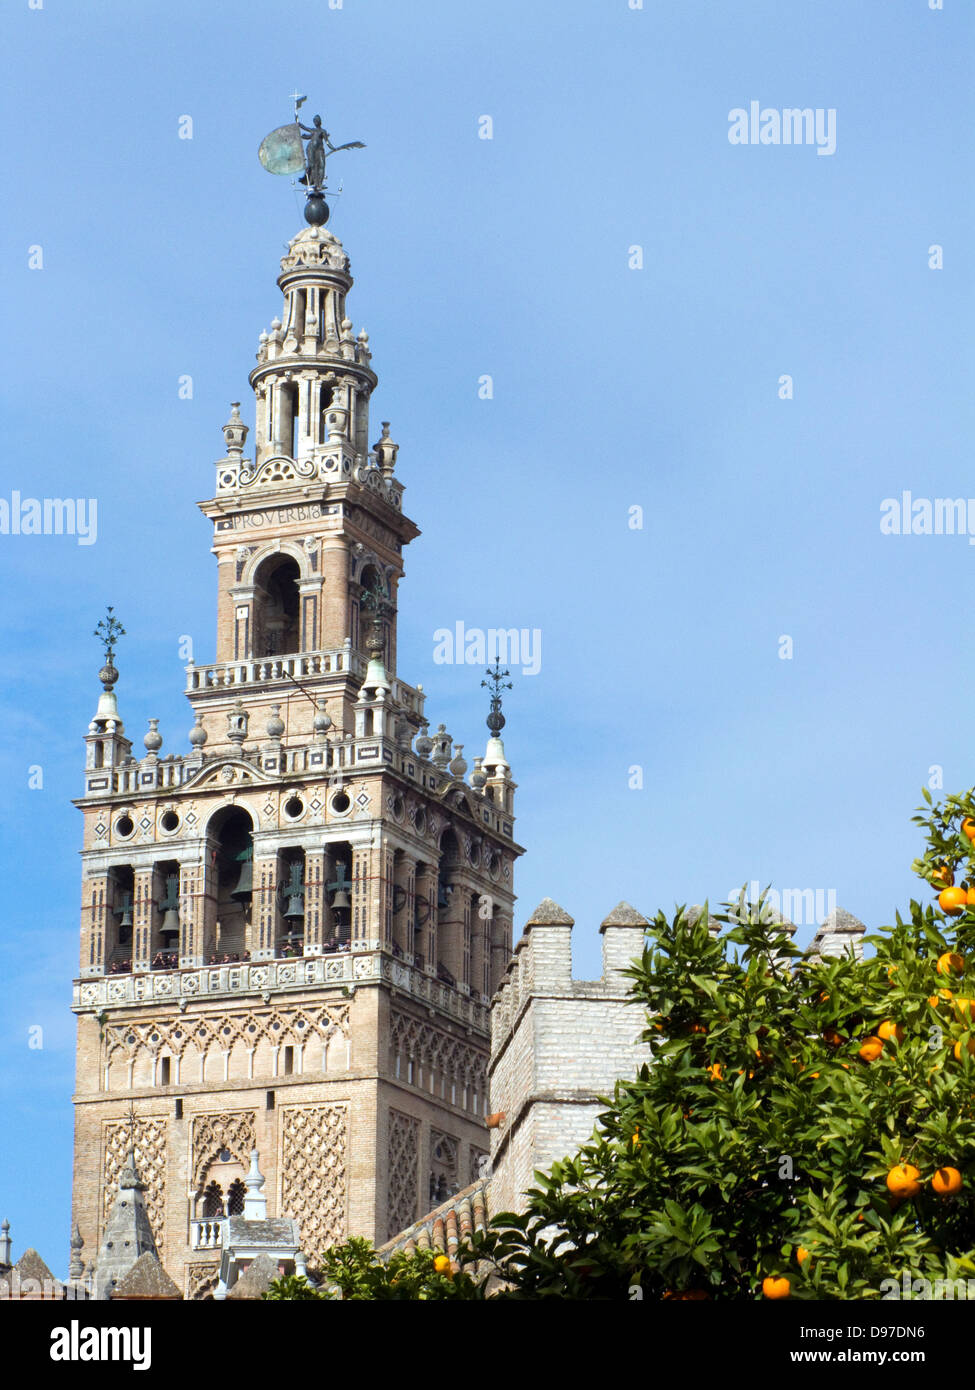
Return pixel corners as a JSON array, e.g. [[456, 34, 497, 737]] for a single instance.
[[378, 1177, 490, 1259], [112, 1252, 181, 1300]]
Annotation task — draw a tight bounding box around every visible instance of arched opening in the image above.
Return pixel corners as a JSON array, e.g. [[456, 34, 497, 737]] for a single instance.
[[317, 383, 333, 444], [323, 842, 353, 952], [413, 860, 434, 973], [277, 849, 306, 958], [202, 1181, 224, 1218], [108, 866, 134, 974], [356, 563, 385, 657], [253, 555, 301, 658], [208, 806, 254, 962]]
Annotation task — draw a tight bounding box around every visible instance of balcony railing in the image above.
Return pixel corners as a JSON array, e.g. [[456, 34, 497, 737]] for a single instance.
[[191, 1220, 223, 1251], [74, 945, 490, 1033]]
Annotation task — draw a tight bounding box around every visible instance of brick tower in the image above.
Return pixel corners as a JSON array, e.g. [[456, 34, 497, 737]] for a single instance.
[[70, 209, 523, 1298]]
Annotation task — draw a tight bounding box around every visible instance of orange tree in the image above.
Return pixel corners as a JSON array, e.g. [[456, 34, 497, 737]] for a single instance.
[[468, 789, 975, 1299], [265, 1237, 484, 1300]]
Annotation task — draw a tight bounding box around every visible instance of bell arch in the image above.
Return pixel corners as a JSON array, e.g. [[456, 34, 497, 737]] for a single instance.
[[251, 552, 301, 657], [205, 805, 256, 961]]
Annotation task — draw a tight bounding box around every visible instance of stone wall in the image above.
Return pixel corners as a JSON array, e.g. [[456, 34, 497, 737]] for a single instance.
[[487, 900, 651, 1217]]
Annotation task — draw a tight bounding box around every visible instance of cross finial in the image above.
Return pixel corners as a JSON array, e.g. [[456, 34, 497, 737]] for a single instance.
[[481, 655, 513, 701], [94, 605, 125, 665], [481, 654, 513, 738]]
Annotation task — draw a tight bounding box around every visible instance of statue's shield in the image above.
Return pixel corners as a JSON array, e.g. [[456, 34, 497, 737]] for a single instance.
[[258, 123, 305, 176]]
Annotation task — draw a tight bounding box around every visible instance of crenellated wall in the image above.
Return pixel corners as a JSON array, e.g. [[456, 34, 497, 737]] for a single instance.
[[487, 899, 652, 1217]]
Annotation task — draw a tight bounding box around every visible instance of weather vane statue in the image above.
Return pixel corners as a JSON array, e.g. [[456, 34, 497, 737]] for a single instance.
[[482, 656, 513, 739], [258, 92, 365, 227]]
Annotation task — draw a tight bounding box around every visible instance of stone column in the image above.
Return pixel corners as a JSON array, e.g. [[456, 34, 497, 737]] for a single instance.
[[297, 578, 324, 653], [304, 848, 326, 954], [351, 844, 379, 947], [321, 538, 350, 650], [82, 871, 113, 976], [178, 856, 210, 968], [132, 867, 156, 973], [228, 586, 256, 661], [251, 852, 280, 960]]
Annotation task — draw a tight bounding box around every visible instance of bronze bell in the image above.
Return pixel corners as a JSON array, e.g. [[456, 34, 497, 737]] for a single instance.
[[230, 845, 253, 900], [157, 873, 180, 939], [114, 892, 133, 929], [281, 860, 305, 921]]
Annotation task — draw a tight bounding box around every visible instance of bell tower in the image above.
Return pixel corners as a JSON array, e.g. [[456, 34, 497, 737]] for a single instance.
[[70, 141, 524, 1298]]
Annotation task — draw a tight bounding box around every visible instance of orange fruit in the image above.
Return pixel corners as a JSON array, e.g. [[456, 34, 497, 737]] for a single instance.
[[967, 889, 975, 907], [929, 995, 942, 1007], [954, 1038, 975, 1061], [886, 1164, 921, 1199], [823, 1028, 845, 1048], [433, 1255, 452, 1275], [962, 818, 975, 840], [796, 1247, 810, 1265], [762, 1276, 791, 1299], [938, 951, 965, 974], [858, 1037, 883, 1062], [931, 1166, 962, 1196], [938, 890, 967, 917], [934, 865, 955, 887], [877, 1020, 904, 1044], [707, 1063, 724, 1081]]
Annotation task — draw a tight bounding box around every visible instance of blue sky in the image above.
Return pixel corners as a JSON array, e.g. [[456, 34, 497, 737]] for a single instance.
[[1, 0, 971, 1273]]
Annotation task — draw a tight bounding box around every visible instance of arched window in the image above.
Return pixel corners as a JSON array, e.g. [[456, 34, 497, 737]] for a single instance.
[[227, 1180, 246, 1216], [253, 556, 301, 657], [202, 1181, 223, 1218]]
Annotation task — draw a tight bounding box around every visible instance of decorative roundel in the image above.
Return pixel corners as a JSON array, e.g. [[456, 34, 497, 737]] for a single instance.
[[115, 814, 135, 839], [220, 472, 234, 487], [284, 795, 305, 820], [324, 457, 337, 471], [330, 791, 351, 815], [413, 807, 427, 836], [160, 810, 180, 834], [488, 852, 501, 880], [391, 795, 404, 822], [468, 841, 481, 868]]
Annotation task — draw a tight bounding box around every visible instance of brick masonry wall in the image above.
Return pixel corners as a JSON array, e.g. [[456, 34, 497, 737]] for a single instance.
[[487, 912, 651, 1218]]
